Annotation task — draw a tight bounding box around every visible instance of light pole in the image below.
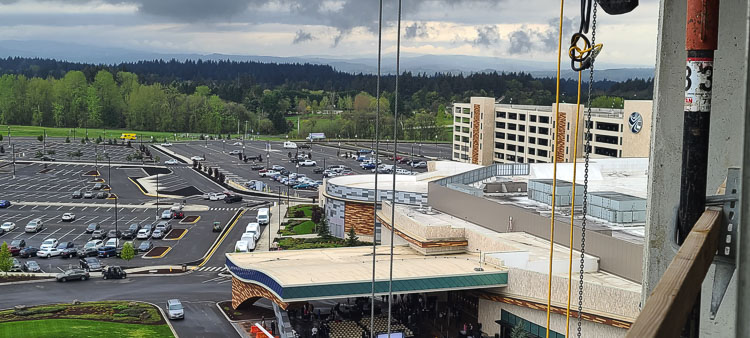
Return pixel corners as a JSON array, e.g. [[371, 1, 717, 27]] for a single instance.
[[222, 140, 225, 153], [94, 145, 99, 173], [7, 126, 10, 145], [42, 128, 46, 154], [156, 172, 160, 219], [274, 187, 280, 251], [11, 144, 15, 178], [109, 158, 118, 237]]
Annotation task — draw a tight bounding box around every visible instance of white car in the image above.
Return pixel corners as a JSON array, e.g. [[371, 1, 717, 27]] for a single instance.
[[165, 159, 179, 165], [202, 193, 211, 200], [271, 165, 285, 171], [232, 142, 243, 146], [209, 193, 223, 201], [161, 210, 173, 219], [190, 156, 205, 161], [25, 219, 43, 233], [40, 238, 59, 250], [161, 142, 173, 147], [105, 238, 120, 247], [228, 150, 242, 155], [61, 213, 76, 222], [1, 222, 16, 232], [136, 228, 151, 239], [37, 247, 62, 258], [259, 170, 279, 177], [283, 141, 297, 149], [299, 159, 317, 167]]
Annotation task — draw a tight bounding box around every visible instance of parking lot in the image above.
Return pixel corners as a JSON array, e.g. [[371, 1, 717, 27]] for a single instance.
[[0, 137, 151, 163]]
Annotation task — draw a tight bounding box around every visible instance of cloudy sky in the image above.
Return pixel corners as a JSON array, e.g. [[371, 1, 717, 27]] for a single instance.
[[0, 0, 659, 66]]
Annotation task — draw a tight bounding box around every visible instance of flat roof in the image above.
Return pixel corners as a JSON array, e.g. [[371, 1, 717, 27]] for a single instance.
[[226, 246, 507, 302]]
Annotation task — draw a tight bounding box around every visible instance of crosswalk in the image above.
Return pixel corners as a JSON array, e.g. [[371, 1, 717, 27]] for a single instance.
[[209, 207, 240, 211], [196, 266, 228, 272]]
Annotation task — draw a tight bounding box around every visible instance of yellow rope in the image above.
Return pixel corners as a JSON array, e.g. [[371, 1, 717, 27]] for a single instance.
[[565, 70, 583, 337], [545, 0, 566, 335]]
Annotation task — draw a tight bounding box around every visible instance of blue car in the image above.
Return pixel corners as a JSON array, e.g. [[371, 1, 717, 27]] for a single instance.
[[356, 156, 368, 162], [97, 246, 117, 258], [361, 162, 376, 170], [0, 200, 10, 208], [357, 149, 372, 154]]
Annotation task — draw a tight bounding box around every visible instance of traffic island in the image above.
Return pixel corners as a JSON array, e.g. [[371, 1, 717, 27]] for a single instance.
[[180, 215, 200, 224], [82, 170, 100, 177], [164, 229, 187, 240], [143, 246, 171, 259]]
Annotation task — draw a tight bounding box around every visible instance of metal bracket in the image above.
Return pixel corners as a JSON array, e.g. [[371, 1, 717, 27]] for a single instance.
[[708, 167, 740, 319]]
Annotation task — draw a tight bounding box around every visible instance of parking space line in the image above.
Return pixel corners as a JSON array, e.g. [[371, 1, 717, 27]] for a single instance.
[[44, 206, 51, 210], [57, 229, 76, 241], [71, 231, 87, 242], [57, 206, 63, 210]]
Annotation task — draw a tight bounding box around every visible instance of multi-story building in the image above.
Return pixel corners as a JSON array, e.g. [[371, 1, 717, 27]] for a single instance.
[[452, 97, 653, 165]]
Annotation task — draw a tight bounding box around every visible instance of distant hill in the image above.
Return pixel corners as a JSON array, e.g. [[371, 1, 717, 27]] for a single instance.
[[0, 40, 653, 81]]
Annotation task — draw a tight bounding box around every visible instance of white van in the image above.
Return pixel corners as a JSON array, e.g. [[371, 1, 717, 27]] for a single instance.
[[245, 223, 260, 241], [240, 233, 257, 250], [283, 141, 297, 149], [257, 208, 270, 225], [235, 240, 249, 253]]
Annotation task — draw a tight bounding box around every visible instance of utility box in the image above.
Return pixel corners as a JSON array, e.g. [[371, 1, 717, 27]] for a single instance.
[[528, 179, 583, 207]]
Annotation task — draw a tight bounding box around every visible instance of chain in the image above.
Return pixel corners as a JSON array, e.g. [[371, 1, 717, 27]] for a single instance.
[[577, 2, 596, 338]]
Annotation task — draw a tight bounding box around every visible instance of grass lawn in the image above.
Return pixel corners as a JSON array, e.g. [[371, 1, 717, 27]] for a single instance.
[[292, 220, 316, 235], [287, 204, 314, 218], [3, 125, 295, 141], [0, 319, 173, 338]]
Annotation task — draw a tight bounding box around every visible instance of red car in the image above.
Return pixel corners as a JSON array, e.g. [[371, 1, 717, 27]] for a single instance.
[[9, 239, 26, 256], [172, 211, 184, 219]]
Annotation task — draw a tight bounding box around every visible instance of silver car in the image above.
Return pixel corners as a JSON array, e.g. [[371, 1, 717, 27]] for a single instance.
[[166, 299, 184, 320]]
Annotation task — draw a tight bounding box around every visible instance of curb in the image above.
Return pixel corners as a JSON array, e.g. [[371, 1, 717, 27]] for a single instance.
[[0, 277, 55, 286], [143, 246, 172, 259], [215, 301, 251, 338], [164, 229, 188, 241], [185, 208, 246, 267], [143, 301, 180, 338]]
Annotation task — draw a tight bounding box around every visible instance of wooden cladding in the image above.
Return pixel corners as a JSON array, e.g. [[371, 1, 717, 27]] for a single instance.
[[472, 104, 481, 164], [232, 277, 289, 310], [555, 111, 566, 162], [344, 202, 375, 235]]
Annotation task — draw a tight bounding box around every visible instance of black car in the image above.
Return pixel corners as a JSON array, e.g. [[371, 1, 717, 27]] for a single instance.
[[23, 260, 42, 272], [280, 169, 291, 176], [298, 143, 311, 149], [96, 192, 109, 199], [313, 168, 324, 174], [80, 257, 103, 272], [19, 246, 39, 258], [102, 266, 127, 280], [224, 195, 243, 204], [93, 183, 103, 190], [41, 155, 55, 161], [56, 269, 89, 282], [86, 223, 100, 234], [251, 164, 264, 170], [72, 190, 83, 199], [106, 229, 122, 239], [57, 242, 77, 258], [121, 224, 141, 239]]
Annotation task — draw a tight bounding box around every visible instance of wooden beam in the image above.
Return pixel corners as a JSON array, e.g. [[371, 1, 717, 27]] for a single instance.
[[626, 207, 722, 338]]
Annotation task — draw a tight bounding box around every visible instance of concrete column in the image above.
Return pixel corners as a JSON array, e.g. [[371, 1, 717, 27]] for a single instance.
[[644, 0, 748, 335]]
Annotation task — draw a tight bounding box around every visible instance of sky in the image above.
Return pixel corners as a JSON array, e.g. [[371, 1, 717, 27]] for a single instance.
[[0, 0, 659, 66]]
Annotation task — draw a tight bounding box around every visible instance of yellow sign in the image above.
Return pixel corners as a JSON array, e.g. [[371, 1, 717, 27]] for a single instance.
[[120, 133, 137, 140]]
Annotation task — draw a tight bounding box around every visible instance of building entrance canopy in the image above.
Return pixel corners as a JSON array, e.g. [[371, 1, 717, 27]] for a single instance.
[[227, 246, 507, 308]]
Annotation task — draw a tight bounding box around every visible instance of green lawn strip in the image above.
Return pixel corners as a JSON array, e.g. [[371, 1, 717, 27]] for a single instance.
[[286, 204, 314, 218], [0, 319, 173, 338], [291, 220, 316, 235], [4, 125, 239, 141], [0, 301, 163, 325], [277, 237, 372, 250]]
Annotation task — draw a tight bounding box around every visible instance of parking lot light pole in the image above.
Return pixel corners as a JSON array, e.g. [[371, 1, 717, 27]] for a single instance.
[[275, 187, 280, 251], [156, 173, 160, 219], [12, 144, 15, 178]]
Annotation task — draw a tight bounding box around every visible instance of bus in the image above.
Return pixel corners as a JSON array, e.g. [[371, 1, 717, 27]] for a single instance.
[[120, 133, 137, 140]]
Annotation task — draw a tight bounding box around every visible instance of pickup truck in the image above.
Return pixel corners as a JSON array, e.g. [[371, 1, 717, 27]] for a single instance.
[[259, 170, 279, 177]]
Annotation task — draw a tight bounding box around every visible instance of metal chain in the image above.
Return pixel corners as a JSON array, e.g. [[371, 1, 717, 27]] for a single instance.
[[577, 2, 596, 338]]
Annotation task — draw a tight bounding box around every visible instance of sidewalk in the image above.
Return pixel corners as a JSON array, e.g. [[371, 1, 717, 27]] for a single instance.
[[256, 202, 288, 252]]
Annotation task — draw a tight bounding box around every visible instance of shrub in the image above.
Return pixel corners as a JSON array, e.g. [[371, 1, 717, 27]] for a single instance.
[[37, 135, 43, 142], [81, 138, 86, 144], [47, 150, 55, 155], [293, 210, 305, 218], [65, 137, 70, 143], [15, 305, 66, 316]]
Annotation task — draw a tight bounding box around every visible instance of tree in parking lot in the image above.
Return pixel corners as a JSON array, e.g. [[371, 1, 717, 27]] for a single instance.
[[0, 242, 12, 275], [120, 242, 135, 262]]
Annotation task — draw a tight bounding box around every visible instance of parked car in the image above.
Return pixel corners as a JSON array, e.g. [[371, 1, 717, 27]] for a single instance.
[[77, 240, 103, 257], [9, 239, 26, 256], [224, 195, 243, 204], [58, 242, 78, 258], [136, 228, 152, 239], [105, 238, 120, 248], [202, 192, 211, 200], [98, 246, 117, 258], [0, 200, 11, 208], [40, 238, 58, 250], [71, 190, 83, 198], [209, 193, 224, 201], [313, 167, 325, 174], [10, 258, 22, 272], [96, 192, 109, 199], [235, 240, 250, 252], [161, 142, 172, 147], [280, 169, 291, 176], [91, 229, 105, 240], [80, 257, 103, 272], [121, 224, 141, 239], [24, 219, 43, 233], [61, 213, 76, 222], [86, 223, 100, 233], [293, 183, 317, 190], [19, 246, 39, 258], [93, 183, 103, 190], [151, 229, 165, 239], [299, 159, 317, 166], [165, 159, 179, 165], [1, 221, 16, 232], [251, 164, 264, 170], [259, 170, 279, 177], [56, 269, 90, 282], [190, 156, 205, 161], [411, 161, 427, 168], [24, 260, 42, 272], [83, 191, 94, 199], [138, 240, 153, 252], [229, 150, 242, 155], [102, 266, 127, 280], [360, 162, 376, 170], [271, 165, 285, 171], [106, 229, 122, 239], [41, 155, 55, 161], [172, 211, 184, 219], [37, 246, 62, 258], [161, 210, 173, 219]]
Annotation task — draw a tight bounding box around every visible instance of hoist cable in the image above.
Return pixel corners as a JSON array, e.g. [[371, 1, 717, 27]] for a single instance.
[[369, 0, 384, 336], [387, 0, 402, 335], [564, 70, 583, 338], [577, 3, 598, 338], [544, 0, 566, 334]]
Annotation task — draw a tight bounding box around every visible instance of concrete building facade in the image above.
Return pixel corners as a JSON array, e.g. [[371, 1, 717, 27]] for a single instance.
[[452, 97, 653, 165]]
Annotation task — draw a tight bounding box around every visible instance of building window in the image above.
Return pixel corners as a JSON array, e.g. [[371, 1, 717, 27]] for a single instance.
[[620, 137, 623, 145], [530, 137, 536, 144], [595, 134, 619, 145], [518, 135, 525, 142], [500, 310, 566, 338], [519, 125, 526, 132], [531, 115, 537, 122], [455, 126, 460, 131], [518, 146, 524, 153], [538, 127, 549, 135], [454, 152, 459, 158], [462, 108, 470, 114], [518, 156, 524, 163], [496, 111, 506, 118], [497, 153, 504, 159], [520, 114, 526, 121], [539, 116, 550, 124], [496, 122, 506, 129], [530, 126, 537, 133], [508, 123, 517, 131], [509, 112, 518, 120], [454, 144, 460, 150], [454, 135, 460, 141], [595, 121, 620, 132], [566, 147, 569, 154], [528, 159, 536, 163], [495, 142, 505, 149], [567, 122, 570, 130], [496, 132, 505, 139], [528, 148, 535, 155], [507, 144, 516, 151], [538, 149, 548, 157], [566, 134, 569, 142], [507, 134, 516, 141], [538, 139, 549, 146]]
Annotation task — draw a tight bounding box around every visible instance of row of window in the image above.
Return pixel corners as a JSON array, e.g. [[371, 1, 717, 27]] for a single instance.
[[496, 111, 551, 124]]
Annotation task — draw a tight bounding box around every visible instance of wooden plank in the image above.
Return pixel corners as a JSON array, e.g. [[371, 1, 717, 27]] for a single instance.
[[626, 207, 722, 338]]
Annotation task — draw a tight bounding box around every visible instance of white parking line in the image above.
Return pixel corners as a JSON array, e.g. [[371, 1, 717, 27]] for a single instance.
[[94, 207, 100, 212], [44, 206, 51, 210], [57, 228, 75, 241], [57, 206, 63, 210]]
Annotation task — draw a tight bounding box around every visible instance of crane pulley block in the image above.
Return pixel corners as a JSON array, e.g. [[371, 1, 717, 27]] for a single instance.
[[596, 0, 638, 15]]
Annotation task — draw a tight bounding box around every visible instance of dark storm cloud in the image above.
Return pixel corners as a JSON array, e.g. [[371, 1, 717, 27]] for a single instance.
[[507, 28, 532, 54], [469, 25, 500, 46], [404, 22, 428, 39], [292, 30, 314, 44]]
